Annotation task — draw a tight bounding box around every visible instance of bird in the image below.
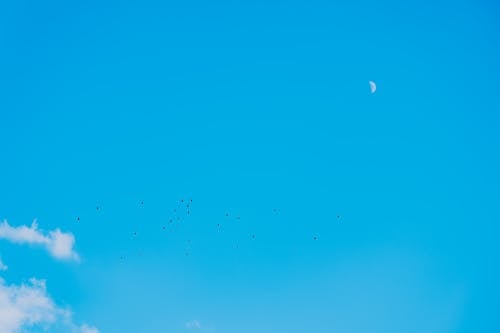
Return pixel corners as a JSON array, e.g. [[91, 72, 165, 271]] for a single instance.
[[76, 217, 80, 222], [313, 234, 319, 241]]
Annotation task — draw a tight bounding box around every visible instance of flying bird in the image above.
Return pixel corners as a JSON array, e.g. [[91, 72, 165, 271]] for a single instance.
[[369, 80, 377, 94]]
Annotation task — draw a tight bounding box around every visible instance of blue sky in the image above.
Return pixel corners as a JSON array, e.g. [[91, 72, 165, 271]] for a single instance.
[[1, 0, 499, 332]]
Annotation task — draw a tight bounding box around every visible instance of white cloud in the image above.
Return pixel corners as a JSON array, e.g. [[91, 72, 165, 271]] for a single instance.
[[0, 220, 79, 262], [80, 324, 100, 333], [0, 258, 7, 271], [186, 320, 201, 330], [0, 220, 96, 332], [0, 277, 99, 333], [0, 277, 63, 332]]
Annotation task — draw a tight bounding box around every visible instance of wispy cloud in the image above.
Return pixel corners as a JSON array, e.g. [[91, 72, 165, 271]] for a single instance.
[[80, 324, 101, 333], [186, 320, 201, 330], [0, 258, 7, 271], [0, 277, 99, 333], [0, 220, 79, 262]]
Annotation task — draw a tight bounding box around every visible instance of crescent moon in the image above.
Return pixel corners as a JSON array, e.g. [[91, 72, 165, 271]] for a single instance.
[[369, 80, 377, 94]]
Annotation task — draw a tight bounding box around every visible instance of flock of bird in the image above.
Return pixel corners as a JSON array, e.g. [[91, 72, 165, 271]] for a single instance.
[[77, 199, 342, 260], [71, 80, 374, 260]]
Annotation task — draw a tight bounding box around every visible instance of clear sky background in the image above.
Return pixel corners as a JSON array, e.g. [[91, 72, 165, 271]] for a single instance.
[[1, 0, 499, 332]]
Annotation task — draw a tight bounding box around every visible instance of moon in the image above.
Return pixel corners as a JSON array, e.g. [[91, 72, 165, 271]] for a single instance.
[[369, 80, 377, 94]]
